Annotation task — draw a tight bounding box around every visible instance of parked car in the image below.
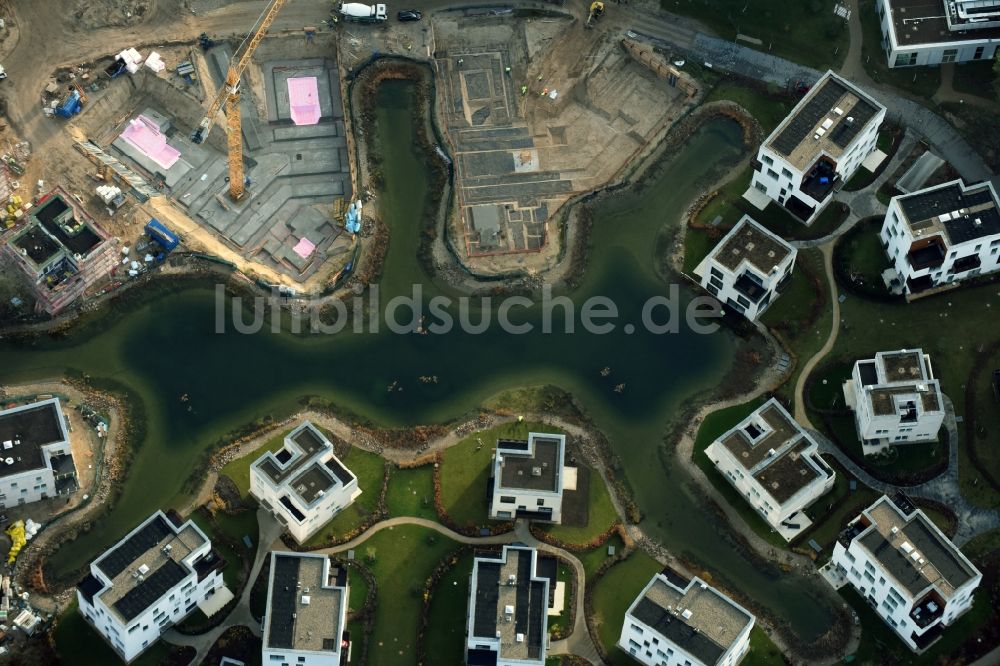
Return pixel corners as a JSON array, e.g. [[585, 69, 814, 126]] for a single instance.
[[397, 9, 422, 21]]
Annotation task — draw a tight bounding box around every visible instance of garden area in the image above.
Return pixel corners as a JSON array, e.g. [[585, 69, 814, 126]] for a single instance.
[[832, 218, 895, 300], [665, 0, 849, 71]]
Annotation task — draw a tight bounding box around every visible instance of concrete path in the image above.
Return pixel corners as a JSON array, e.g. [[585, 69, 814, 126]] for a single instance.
[[792, 242, 839, 427], [808, 396, 1000, 546]]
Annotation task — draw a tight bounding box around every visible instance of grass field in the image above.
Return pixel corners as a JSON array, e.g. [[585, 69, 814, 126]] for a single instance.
[[385, 464, 436, 520], [301, 449, 387, 547], [188, 508, 258, 589], [590, 549, 663, 665], [438, 421, 557, 527], [950, 61, 997, 101], [666, 0, 849, 71], [704, 81, 795, 134], [360, 525, 461, 666], [537, 465, 619, 546], [579, 534, 625, 579], [423, 551, 473, 665]]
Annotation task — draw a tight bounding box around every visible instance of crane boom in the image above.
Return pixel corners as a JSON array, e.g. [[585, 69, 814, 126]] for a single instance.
[[191, 0, 290, 201]]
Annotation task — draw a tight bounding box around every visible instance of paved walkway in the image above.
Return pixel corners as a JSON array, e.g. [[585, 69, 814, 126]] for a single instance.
[[808, 396, 1000, 546]]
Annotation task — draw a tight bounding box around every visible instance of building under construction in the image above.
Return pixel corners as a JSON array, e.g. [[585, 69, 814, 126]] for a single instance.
[[1, 188, 118, 315]]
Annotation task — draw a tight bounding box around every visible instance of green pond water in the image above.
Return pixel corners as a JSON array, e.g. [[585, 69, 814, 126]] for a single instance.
[[0, 81, 834, 639]]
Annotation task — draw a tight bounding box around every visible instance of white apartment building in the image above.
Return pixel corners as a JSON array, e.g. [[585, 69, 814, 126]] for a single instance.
[[705, 399, 836, 540], [262, 552, 351, 666], [618, 571, 754, 666], [0, 398, 78, 510], [76, 511, 225, 662], [876, 0, 1000, 67], [830, 494, 982, 652], [751, 70, 885, 225], [692, 215, 796, 321], [466, 545, 554, 666], [844, 349, 945, 454], [250, 422, 361, 543], [489, 433, 566, 524], [880, 179, 1000, 297]]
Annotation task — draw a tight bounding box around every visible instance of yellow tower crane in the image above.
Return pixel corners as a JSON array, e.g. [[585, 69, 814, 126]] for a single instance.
[[191, 0, 290, 201]]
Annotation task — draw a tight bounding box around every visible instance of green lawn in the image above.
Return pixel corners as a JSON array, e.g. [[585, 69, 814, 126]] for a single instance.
[[760, 248, 832, 403], [683, 224, 724, 275], [835, 222, 892, 295], [423, 551, 474, 665], [579, 534, 625, 580], [858, 0, 942, 99], [969, 345, 1000, 493], [385, 464, 436, 520], [666, 0, 849, 71], [219, 429, 289, 497], [348, 564, 371, 614], [439, 421, 557, 527], [800, 455, 879, 558], [704, 81, 795, 133], [361, 525, 461, 666], [949, 61, 997, 102], [537, 466, 619, 546], [53, 601, 192, 666], [816, 276, 1000, 508], [590, 549, 663, 665], [189, 509, 254, 589], [302, 449, 387, 548], [746, 626, 788, 665], [806, 361, 853, 411], [548, 562, 575, 639]]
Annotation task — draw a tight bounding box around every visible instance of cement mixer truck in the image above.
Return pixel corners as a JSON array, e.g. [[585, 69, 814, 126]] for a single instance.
[[340, 3, 387, 22]]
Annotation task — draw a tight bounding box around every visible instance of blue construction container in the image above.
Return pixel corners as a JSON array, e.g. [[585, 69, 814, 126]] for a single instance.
[[145, 218, 180, 252]]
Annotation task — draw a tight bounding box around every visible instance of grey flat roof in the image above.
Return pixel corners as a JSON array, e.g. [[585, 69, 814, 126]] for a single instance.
[[470, 547, 547, 662], [0, 400, 66, 479], [712, 217, 792, 275], [768, 73, 881, 167], [266, 553, 346, 654], [897, 180, 1000, 245], [498, 436, 562, 492], [633, 576, 753, 666], [885, 0, 1000, 46]]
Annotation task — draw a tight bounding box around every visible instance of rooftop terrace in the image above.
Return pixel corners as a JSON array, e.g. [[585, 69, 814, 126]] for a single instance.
[[885, 0, 1000, 46], [896, 180, 1000, 245], [752, 439, 828, 503], [265, 553, 346, 655], [767, 72, 882, 171], [720, 401, 802, 471], [633, 575, 752, 666], [497, 435, 563, 493], [712, 217, 792, 276], [0, 400, 67, 479]]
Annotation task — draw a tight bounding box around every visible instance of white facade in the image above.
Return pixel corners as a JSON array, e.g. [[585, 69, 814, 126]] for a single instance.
[[0, 398, 78, 510], [705, 399, 835, 539], [830, 495, 982, 652], [466, 545, 550, 666], [489, 433, 566, 524], [262, 552, 350, 666], [250, 421, 361, 543], [76, 511, 223, 663], [752, 70, 885, 225], [692, 215, 796, 321], [881, 179, 1000, 296], [844, 349, 945, 454], [876, 0, 1000, 68], [618, 573, 754, 666]]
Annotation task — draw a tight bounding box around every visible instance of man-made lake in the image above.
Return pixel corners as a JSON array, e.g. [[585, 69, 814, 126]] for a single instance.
[[0, 81, 834, 639]]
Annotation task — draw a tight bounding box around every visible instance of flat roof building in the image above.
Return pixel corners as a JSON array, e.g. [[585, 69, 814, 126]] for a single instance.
[[262, 552, 350, 666], [875, 0, 1000, 68], [844, 349, 945, 454], [880, 179, 1000, 297], [466, 545, 554, 666], [76, 511, 225, 662], [751, 71, 885, 225], [489, 433, 566, 524], [0, 398, 78, 509], [250, 422, 362, 543], [618, 571, 754, 666], [705, 399, 836, 540], [830, 494, 981, 651], [693, 215, 796, 321]]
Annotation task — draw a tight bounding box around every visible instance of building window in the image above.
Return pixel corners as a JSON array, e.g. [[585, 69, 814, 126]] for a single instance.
[[767, 168, 779, 180], [941, 49, 958, 63], [500, 496, 516, 504], [974, 46, 985, 60], [536, 498, 545, 506], [762, 154, 773, 166], [894, 53, 917, 67], [710, 267, 723, 280], [781, 168, 792, 179]]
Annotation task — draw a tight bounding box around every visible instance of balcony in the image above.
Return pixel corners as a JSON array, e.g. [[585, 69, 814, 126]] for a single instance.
[[907, 238, 946, 271], [950, 253, 982, 274], [733, 272, 767, 304], [784, 195, 817, 222], [910, 593, 945, 629], [799, 157, 839, 203]]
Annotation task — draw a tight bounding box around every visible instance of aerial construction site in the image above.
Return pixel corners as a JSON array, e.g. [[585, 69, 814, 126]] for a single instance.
[[0, 0, 698, 319]]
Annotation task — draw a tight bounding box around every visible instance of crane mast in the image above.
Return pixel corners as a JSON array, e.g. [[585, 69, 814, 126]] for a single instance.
[[191, 0, 290, 201]]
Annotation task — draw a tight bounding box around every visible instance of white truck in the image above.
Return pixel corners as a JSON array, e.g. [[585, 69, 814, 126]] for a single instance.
[[340, 3, 387, 22]]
